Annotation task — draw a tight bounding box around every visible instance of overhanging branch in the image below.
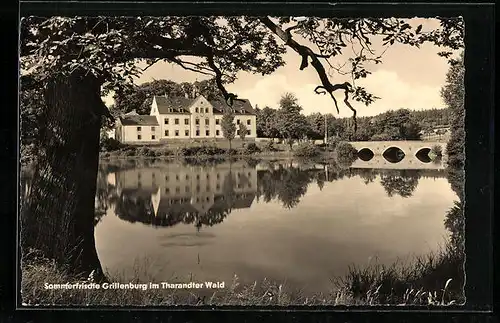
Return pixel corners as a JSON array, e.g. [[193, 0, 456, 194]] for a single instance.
[[260, 16, 358, 131]]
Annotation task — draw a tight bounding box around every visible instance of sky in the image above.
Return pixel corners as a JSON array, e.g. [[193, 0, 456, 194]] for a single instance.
[[102, 18, 457, 118]]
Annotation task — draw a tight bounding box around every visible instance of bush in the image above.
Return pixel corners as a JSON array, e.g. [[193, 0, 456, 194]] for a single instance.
[[327, 137, 342, 151], [155, 147, 173, 157], [244, 143, 261, 154], [124, 150, 136, 157], [335, 141, 358, 164], [177, 146, 227, 157], [293, 142, 321, 158], [431, 145, 443, 157], [100, 138, 123, 152], [263, 141, 279, 152], [370, 133, 389, 141], [136, 146, 156, 157]]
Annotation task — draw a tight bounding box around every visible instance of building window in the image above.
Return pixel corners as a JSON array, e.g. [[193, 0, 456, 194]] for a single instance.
[[205, 108, 209, 113], [151, 135, 156, 140], [165, 188, 170, 193], [196, 130, 200, 136], [236, 119, 240, 124], [165, 130, 169, 136], [174, 118, 179, 125], [176, 187, 180, 193], [215, 119, 220, 125], [186, 174, 189, 180], [137, 126, 142, 131], [164, 119, 169, 124], [247, 119, 251, 125], [185, 130, 189, 136], [175, 130, 179, 136], [236, 130, 240, 135], [205, 118, 209, 125], [151, 126, 155, 131], [216, 130, 220, 136], [176, 174, 179, 180], [247, 130, 251, 135], [165, 175, 169, 181], [185, 186, 190, 193], [184, 118, 189, 125], [195, 118, 199, 125], [216, 184, 220, 190], [137, 135, 142, 140], [206, 130, 210, 136], [195, 108, 199, 113]]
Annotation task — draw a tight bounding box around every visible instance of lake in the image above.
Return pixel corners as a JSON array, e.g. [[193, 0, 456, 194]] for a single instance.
[[93, 156, 459, 296]]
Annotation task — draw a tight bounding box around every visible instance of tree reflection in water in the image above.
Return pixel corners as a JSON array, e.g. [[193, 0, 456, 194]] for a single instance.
[[379, 169, 421, 198], [94, 160, 450, 230]]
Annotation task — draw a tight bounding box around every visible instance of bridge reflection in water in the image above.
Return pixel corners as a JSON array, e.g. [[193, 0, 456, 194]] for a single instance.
[[350, 154, 445, 170]]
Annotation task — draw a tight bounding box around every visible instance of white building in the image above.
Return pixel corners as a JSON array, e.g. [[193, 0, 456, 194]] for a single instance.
[[115, 112, 160, 144], [116, 94, 257, 144]]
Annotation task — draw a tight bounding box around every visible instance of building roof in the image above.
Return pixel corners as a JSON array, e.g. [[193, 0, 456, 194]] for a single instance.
[[209, 99, 256, 115], [150, 95, 256, 115], [119, 115, 159, 126], [154, 96, 193, 114]]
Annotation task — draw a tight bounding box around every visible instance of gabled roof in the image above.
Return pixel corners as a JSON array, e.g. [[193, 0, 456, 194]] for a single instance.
[[209, 99, 256, 115], [154, 96, 194, 114], [119, 115, 159, 126]]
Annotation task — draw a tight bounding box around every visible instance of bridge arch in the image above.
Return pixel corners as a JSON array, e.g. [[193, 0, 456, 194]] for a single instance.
[[357, 148, 374, 161], [415, 147, 432, 163], [382, 146, 406, 163]]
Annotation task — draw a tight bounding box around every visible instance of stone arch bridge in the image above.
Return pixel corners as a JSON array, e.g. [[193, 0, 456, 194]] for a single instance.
[[349, 140, 447, 163]]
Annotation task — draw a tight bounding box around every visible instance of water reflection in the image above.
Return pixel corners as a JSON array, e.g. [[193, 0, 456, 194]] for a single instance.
[[94, 159, 448, 229]]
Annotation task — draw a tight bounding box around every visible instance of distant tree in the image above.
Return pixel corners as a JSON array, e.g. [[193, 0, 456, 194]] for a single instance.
[[442, 52, 465, 167], [238, 123, 247, 141], [306, 112, 325, 140], [256, 106, 280, 140], [221, 110, 237, 150], [114, 79, 183, 115], [276, 93, 308, 149]]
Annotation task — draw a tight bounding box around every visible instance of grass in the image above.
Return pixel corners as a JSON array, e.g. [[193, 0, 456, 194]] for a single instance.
[[21, 242, 464, 307]]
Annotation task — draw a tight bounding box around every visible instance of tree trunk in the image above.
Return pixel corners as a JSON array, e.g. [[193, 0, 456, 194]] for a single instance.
[[21, 71, 106, 280]]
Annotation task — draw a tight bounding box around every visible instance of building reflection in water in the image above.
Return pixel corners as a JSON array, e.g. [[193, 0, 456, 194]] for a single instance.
[[113, 161, 257, 229]]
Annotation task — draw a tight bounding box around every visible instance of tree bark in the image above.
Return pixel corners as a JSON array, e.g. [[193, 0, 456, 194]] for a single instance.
[[21, 71, 106, 280]]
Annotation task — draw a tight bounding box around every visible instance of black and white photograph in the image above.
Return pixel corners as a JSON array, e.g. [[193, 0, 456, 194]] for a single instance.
[[19, 15, 465, 306]]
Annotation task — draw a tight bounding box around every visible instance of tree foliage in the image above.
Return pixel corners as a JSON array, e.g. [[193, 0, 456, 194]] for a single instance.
[[442, 52, 465, 167], [276, 93, 308, 148], [221, 110, 236, 149], [238, 123, 248, 141], [113, 78, 223, 115], [255, 106, 281, 139]]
